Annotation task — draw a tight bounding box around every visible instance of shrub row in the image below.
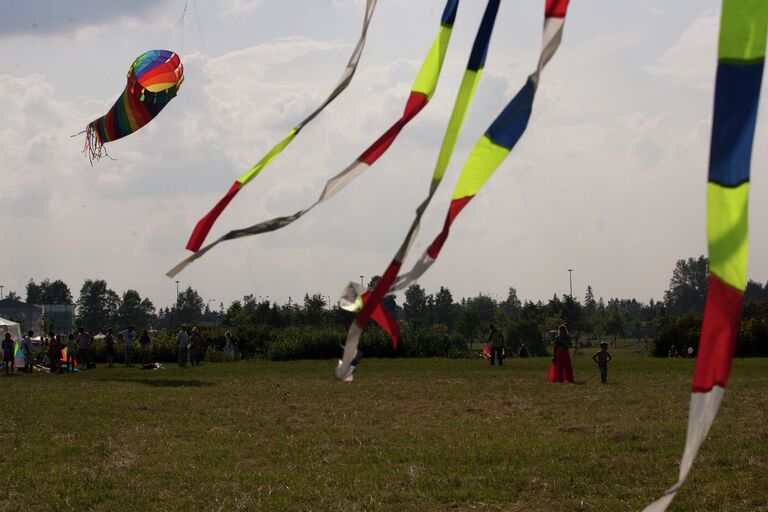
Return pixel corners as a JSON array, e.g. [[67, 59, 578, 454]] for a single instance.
[[651, 313, 768, 357], [38, 322, 472, 364]]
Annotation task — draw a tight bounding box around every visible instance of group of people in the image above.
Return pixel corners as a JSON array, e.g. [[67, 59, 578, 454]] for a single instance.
[[1, 326, 154, 374], [3, 324, 240, 373], [175, 324, 204, 367], [486, 324, 613, 384]]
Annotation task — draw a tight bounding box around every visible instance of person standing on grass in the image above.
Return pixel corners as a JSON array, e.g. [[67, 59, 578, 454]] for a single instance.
[[2, 333, 14, 374], [487, 324, 505, 366], [21, 330, 34, 373], [592, 342, 612, 384], [223, 330, 236, 361], [76, 327, 93, 368], [119, 326, 137, 366], [547, 325, 574, 383], [47, 331, 60, 372], [139, 330, 151, 365], [104, 328, 115, 368], [66, 333, 77, 372], [189, 327, 203, 367], [177, 325, 189, 367]]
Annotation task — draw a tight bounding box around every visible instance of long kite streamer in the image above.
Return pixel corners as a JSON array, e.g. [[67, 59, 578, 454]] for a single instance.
[[83, 50, 184, 162], [337, 0, 570, 381], [644, 2, 767, 510], [168, 0, 460, 278], [184, 0, 378, 252]]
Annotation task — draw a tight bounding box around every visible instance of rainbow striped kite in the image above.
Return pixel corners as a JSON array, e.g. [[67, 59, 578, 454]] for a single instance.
[[83, 49, 184, 162], [644, 1, 767, 510], [168, 0, 460, 278], [183, 0, 378, 253], [337, 0, 570, 380]]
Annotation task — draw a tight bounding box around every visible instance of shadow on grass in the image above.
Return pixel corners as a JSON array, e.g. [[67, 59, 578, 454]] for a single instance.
[[97, 378, 214, 388]]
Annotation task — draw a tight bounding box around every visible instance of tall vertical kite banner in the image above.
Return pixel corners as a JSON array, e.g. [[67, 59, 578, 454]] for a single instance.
[[336, 0, 571, 381], [644, 1, 767, 510]]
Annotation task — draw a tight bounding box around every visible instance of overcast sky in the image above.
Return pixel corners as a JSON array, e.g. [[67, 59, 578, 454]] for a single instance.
[[0, 0, 766, 309]]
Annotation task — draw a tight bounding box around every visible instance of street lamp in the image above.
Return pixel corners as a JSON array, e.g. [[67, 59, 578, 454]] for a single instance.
[[175, 281, 180, 304], [0, 285, 3, 299], [568, 269, 573, 299], [360, 275, 364, 287]]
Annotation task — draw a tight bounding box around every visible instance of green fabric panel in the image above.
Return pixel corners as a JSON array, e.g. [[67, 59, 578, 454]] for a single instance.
[[412, 26, 453, 99], [451, 135, 508, 200], [707, 182, 749, 290], [719, 0, 768, 61], [432, 69, 481, 185], [237, 128, 299, 185]]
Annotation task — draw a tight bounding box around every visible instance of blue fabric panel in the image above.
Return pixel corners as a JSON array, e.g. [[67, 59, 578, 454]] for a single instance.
[[709, 61, 764, 187], [467, 0, 500, 71], [486, 79, 536, 150]]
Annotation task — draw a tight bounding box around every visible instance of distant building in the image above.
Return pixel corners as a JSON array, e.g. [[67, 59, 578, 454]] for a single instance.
[[0, 298, 43, 332], [42, 304, 76, 332]]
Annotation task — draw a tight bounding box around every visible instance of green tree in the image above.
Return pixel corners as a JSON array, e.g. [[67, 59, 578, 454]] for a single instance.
[[745, 279, 768, 303], [5, 291, 20, 301], [584, 285, 597, 317], [173, 286, 205, 325], [303, 293, 326, 325], [77, 279, 120, 332], [501, 287, 521, 317], [604, 306, 626, 346], [29, 278, 73, 304], [117, 290, 156, 329], [403, 284, 428, 324], [664, 256, 708, 315], [433, 286, 454, 327]]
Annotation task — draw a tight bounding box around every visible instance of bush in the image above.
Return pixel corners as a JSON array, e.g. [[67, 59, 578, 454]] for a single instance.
[[651, 314, 700, 357], [737, 317, 768, 357], [266, 326, 346, 361]]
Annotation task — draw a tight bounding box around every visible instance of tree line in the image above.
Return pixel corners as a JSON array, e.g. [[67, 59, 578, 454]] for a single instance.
[[12, 255, 768, 358]]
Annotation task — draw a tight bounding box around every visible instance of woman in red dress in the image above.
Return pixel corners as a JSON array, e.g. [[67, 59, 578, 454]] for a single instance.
[[547, 325, 574, 383]]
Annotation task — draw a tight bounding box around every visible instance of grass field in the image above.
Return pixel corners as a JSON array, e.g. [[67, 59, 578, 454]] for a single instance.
[[2, 356, 767, 511]]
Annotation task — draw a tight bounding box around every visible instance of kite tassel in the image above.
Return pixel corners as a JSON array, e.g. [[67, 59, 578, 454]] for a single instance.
[[81, 125, 113, 165]]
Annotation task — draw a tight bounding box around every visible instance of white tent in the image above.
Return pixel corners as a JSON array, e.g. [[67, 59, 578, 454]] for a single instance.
[[0, 317, 23, 370], [0, 316, 21, 343]]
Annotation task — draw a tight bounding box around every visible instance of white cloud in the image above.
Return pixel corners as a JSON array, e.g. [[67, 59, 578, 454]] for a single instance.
[[0, 1, 766, 310], [646, 11, 719, 89]]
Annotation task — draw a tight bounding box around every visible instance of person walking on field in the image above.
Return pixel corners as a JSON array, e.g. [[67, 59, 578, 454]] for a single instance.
[[547, 325, 575, 383], [487, 324, 505, 366], [177, 325, 189, 367], [592, 342, 612, 384]]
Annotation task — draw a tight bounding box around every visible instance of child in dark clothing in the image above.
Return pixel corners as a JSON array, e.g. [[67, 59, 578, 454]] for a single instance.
[[592, 342, 612, 384]]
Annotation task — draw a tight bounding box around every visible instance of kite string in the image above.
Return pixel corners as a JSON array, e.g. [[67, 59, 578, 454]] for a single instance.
[[191, 0, 260, 293]]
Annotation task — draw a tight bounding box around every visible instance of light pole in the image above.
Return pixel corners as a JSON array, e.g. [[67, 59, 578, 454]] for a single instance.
[[360, 275, 364, 287], [0, 285, 3, 299], [568, 269, 573, 299], [175, 280, 180, 305]]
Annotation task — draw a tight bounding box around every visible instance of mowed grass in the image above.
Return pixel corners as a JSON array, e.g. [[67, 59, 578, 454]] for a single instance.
[[1, 356, 766, 512]]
